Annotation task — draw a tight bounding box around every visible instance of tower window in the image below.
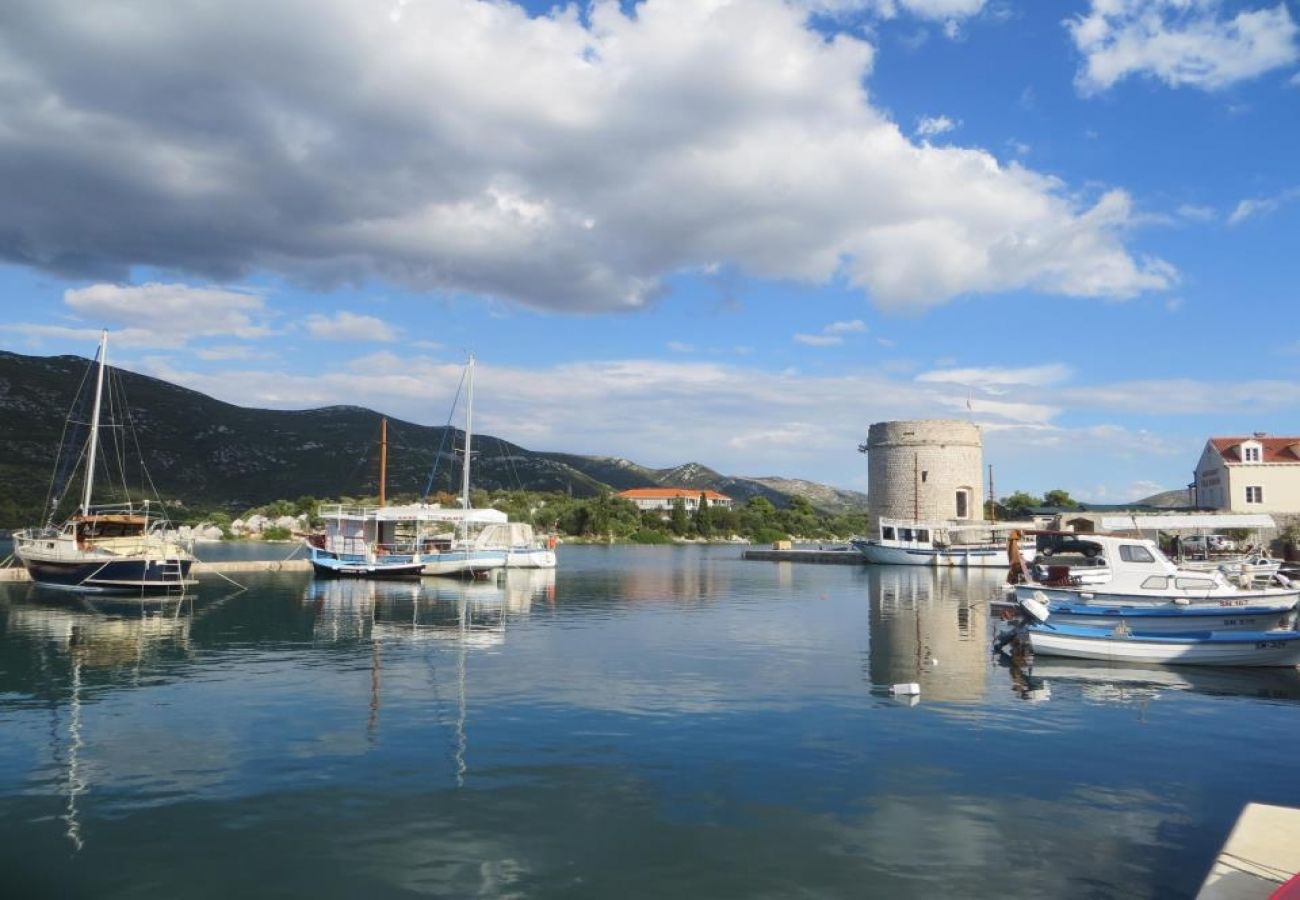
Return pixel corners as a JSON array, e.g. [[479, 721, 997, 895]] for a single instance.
[[955, 489, 970, 519]]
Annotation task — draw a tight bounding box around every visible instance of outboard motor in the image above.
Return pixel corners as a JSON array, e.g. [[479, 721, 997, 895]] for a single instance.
[[993, 593, 1051, 655]]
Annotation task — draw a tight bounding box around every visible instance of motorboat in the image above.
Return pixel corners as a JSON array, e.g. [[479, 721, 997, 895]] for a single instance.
[[994, 595, 1300, 667], [1010, 532, 1299, 609], [852, 517, 1036, 568]]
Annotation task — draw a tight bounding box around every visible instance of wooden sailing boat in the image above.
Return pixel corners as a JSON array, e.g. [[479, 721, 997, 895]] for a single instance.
[[306, 417, 425, 579], [12, 331, 196, 594]]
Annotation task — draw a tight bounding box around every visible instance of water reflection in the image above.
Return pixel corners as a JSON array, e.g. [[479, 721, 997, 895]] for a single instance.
[[866, 566, 1002, 702], [1, 591, 201, 853], [1009, 657, 1300, 704]]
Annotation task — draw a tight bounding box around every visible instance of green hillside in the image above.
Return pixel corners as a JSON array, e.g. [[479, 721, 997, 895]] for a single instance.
[[0, 349, 867, 528]]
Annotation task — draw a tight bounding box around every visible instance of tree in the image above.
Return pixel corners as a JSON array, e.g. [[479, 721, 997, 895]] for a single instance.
[[1000, 491, 1041, 518], [669, 497, 689, 536], [693, 493, 712, 538], [1042, 489, 1078, 510]]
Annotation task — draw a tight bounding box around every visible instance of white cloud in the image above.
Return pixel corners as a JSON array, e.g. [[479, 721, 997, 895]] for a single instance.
[[305, 310, 399, 342], [916, 115, 958, 137], [794, 333, 843, 346], [1228, 186, 1300, 225], [667, 341, 695, 353], [916, 364, 1072, 389], [6, 283, 275, 348], [0, 0, 1169, 313], [800, 0, 987, 21], [1175, 204, 1216, 223], [825, 319, 868, 334], [195, 344, 269, 361], [1067, 0, 1300, 94]]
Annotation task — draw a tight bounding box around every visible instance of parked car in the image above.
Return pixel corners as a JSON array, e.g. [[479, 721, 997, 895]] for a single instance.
[[1180, 534, 1237, 555]]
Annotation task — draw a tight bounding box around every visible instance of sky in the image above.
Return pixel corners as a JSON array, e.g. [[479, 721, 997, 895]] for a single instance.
[[0, 0, 1297, 502]]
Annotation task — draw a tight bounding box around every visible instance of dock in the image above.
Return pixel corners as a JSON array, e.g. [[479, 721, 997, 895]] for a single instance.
[[0, 558, 313, 583], [741, 548, 863, 565], [1198, 803, 1300, 898]]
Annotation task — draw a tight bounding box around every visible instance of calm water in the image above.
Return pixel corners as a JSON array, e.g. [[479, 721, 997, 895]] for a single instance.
[[2, 545, 1299, 898]]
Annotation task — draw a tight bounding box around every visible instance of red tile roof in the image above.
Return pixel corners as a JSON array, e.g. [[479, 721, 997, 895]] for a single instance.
[[1210, 436, 1300, 464], [617, 488, 732, 501]]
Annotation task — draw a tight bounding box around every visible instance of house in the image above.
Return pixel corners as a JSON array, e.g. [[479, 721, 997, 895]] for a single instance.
[[1193, 434, 1300, 513], [617, 488, 733, 514]]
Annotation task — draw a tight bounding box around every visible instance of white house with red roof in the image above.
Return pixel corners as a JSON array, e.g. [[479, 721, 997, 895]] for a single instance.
[[617, 487, 733, 513], [1193, 434, 1300, 512]]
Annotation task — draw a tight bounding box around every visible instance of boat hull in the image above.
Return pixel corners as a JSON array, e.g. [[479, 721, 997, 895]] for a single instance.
[[1013, 583, 1300, 609], [18, 555, 195, 594], [421, 549, 507, 578], [308, 548, 423, 579], [1045, 604, 1295, 634], [851, 540, 1011, 568], [1027, 625, 1300, 667], [503, 548, 557, 569]]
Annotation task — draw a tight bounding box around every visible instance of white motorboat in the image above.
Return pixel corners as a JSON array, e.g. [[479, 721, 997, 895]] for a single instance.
[[472, 522, 557, 569], [1011, 532, 1299, 609], [852, 517, 1036, 568]]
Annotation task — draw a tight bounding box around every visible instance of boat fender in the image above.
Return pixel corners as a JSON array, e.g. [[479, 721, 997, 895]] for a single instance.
[[1275, 573, 1292, 588], [1173, 597, 1190, 606]]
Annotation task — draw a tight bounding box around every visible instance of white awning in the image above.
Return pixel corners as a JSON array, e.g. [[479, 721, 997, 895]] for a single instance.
[[1098, 514, 1276, 531]]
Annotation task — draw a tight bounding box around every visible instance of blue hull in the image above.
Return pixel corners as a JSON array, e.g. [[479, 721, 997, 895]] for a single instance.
[[23, 557, 194, 594], [308, 548, 423, 579]]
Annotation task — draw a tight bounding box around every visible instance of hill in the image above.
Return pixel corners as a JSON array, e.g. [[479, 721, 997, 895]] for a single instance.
[[0, 349, 867, 525]]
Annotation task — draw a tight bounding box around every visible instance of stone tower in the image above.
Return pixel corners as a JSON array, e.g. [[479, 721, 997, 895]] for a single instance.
[[865, 419, 984, 524]]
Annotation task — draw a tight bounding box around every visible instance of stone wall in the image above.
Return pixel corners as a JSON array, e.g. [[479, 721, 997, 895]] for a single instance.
[[866, 419, 983, 525]]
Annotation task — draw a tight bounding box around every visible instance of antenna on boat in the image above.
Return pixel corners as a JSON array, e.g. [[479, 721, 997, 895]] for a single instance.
[[80, 330, 108, 518]]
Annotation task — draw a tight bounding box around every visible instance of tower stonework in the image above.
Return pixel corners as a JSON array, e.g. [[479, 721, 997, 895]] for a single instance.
[[866, 420, 984, 525]]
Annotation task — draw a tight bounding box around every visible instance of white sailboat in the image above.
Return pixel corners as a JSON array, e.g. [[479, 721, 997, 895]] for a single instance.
[[418, 355, 506, 579]]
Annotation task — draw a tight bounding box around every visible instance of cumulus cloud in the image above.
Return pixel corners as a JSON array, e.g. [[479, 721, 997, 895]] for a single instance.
[[915, 115, 958, 137], [803, 0, 987, 21], [305, 310, 399, 342], [0, 0, 1168, 313], [795, 318, 868, 346], [1067, 0, 1300, 94]]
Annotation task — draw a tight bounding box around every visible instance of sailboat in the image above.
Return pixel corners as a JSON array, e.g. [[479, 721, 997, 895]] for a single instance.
[[12, 331, 196, 594], [416, 355, 507, 579]]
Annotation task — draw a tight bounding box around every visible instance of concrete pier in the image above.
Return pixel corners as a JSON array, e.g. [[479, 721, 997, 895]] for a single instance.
[[1198, 802, 1300, 898], [0, 558, 313, 583], [741, 549, 863, 565]]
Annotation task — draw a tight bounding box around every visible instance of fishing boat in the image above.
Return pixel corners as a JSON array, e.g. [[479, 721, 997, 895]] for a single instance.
[[1026, 595, 1295, 634], [851, 517, 1036, 568], [306, 419, 425, 579], [12, 332, 195, 594], [995, 596, 1300, 667], [1022, 623, 1300, 667], [1009, 531, 1299, 609]]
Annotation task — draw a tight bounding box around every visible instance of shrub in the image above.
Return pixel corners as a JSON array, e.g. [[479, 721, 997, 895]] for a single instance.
[[629, 529, 672, 544]]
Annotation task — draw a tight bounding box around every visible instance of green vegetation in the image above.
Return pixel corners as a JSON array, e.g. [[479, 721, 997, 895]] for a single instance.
[[203, 489, 867, 544], [991, 489, 1078, 519]]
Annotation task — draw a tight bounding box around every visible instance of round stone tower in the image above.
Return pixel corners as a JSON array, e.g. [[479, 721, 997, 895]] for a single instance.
[[865, 419, 984, 524]]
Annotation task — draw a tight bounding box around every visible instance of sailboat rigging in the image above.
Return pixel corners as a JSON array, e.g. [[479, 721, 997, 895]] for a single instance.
[[13, 331, 196, 594]]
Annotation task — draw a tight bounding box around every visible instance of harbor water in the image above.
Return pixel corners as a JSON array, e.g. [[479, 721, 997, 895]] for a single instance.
[[2, 544, 1299, 898]]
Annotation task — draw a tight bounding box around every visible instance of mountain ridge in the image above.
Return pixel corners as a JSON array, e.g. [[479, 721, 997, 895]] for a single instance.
[[0, 349, 868, 525]]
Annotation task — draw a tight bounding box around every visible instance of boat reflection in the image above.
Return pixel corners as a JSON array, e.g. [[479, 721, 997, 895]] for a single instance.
[[866, 566, 1002, 703], [2, 590, 200, 853], [1007, 657, 1300, 704]]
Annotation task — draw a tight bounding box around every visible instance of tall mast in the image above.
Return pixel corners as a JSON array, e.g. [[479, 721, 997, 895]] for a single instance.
[[459, 355, 475, 524], [80, 331, 108, 517], [379, 417, 388, 507]]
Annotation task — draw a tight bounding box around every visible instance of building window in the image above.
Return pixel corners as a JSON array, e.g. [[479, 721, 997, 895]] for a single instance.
[[1246, 486, 1264, 504], [955, 489, 970, 519], [1243, 446, 1261, 462], [921, 470, 928, 483]]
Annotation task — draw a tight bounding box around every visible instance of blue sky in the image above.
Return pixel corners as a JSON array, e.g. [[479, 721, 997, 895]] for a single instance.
[[0, 0, 1297, 501]]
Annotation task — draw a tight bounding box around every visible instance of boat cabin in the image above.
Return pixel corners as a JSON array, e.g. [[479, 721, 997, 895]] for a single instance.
[[1028, 532, 1226, 591]]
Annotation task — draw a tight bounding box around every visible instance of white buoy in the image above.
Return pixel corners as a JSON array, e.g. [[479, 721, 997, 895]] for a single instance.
[[890, 682, 921, 696]]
